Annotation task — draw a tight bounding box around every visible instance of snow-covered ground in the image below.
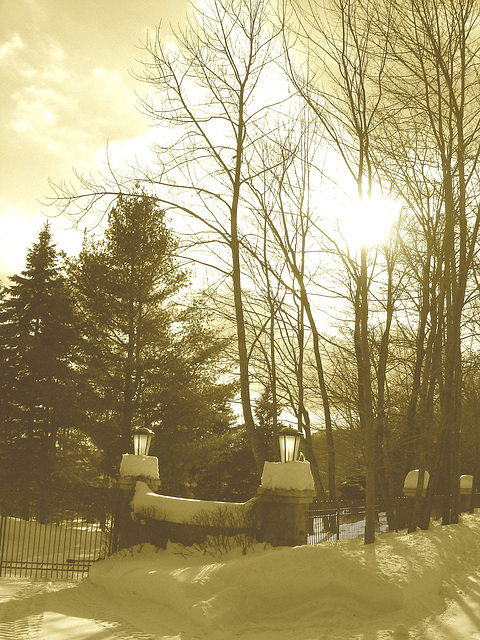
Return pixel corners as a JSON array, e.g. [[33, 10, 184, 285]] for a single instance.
[[3, 514, 480, 639]]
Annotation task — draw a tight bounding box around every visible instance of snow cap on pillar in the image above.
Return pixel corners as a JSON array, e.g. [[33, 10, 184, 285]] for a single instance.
[[260, 460, 315, 492]]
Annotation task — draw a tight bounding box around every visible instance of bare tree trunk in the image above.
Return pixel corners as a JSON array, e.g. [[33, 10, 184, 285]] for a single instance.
[[375, 247, 397, 531], [356, 246, 376, 544], [302, 407, 326, 501]]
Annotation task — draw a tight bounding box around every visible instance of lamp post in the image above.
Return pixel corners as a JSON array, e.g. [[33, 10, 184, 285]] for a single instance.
[[278, 427, 303, 463], [132, 427, 154, 457]]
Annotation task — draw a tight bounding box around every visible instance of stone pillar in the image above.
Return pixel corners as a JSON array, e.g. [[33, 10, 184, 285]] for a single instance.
[[116, 454, 160, 549], [256, 487, 316, 546], [399, 469, 430, 529], [256, 461, 317, 547]]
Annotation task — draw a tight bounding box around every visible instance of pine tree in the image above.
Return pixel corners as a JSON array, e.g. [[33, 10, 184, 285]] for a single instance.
[[70, 193, 237, 484], [0, 223, 79, 516], [254, 385, 284, 461], [153, 299, 239, 497]]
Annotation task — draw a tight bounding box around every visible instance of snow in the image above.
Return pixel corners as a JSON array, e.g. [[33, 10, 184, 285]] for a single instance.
[[403, 469, 430, 491], [130, 461, 315, 525], [259, 460, 315, 492], [460, 474, 473, 491], [119, 453, 159, 479], [85, 512, 480, 639], [5, 514, 480, 638], [131, 481, 252, 524]]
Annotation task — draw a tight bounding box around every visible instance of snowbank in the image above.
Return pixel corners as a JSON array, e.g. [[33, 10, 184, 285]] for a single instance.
[[89, 512, 480, 638], [131, 481, 252, 524], [260, 460, 315, 491]]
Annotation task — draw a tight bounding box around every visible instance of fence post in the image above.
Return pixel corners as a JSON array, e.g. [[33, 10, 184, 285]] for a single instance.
[[336, 503, 340, 540]]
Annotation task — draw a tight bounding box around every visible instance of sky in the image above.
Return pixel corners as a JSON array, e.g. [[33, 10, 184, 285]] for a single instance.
[[0, 0, 190, 283], [0, 0, 397, 294]]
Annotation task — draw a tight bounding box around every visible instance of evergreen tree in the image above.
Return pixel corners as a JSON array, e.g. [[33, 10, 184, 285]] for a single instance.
[[153, 299, 239, 497], [70, 193, 238, 485], [254, 385, 284, 461], [0, 223, 80, 515]]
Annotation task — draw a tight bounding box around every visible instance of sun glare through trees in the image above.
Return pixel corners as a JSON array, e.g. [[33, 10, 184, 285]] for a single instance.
[[2, 0, 480, 548]]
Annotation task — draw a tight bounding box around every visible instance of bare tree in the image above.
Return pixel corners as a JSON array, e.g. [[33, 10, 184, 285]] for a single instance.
[[372, 0, 480, 526], [49, 0, 292, 473], [247, 120, 337, 498], [285, 0, 392, 543]]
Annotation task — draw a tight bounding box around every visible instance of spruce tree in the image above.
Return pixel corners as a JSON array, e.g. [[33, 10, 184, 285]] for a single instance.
[[0, 222, 79, 516], [70, 193, 237, 485]]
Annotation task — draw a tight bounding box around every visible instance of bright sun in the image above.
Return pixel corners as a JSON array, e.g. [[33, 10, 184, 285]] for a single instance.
[[335, 194, 398, 251]]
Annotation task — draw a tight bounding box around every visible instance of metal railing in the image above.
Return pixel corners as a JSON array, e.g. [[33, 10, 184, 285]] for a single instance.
[[307, 501, 390, 544], [307, 494, 479, 544], [0, 487, 119, 579]]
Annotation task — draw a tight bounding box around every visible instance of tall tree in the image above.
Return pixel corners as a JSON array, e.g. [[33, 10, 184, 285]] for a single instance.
[[69, 193, 186, 468], [50, 0, 288, 473], [69, 193, 237, 480], [0, 223, 79, 516], [285, 0, 392, 542], [372, 0, 480, 527]]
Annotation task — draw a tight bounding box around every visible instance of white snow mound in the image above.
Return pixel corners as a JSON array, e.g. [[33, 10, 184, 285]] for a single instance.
[[89, 513, 480, 638]]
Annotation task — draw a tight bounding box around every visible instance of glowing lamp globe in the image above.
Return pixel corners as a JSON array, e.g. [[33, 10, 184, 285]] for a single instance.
[[278, 427, 303, 463], [132, 427, 154, 457]]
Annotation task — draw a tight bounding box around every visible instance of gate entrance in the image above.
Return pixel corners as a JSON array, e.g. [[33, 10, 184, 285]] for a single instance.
[[0, 488, 119, 579]]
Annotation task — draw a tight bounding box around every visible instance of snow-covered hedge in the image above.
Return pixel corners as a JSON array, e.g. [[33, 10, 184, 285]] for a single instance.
[[129, 481, 259, 549]]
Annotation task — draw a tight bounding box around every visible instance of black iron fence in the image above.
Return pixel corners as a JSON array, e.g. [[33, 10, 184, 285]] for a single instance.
[[307, 501, 390, 544], [0, 485, 119, 579], [307, 494, 479, 544]]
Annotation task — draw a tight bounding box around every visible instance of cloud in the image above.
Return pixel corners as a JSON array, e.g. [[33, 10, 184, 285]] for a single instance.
[[92, 67, 121, 83], [6, 38, 145, 162], [0, 32, 24, 60], [12, 85, 67, 126], [0, 0, 191, 260]]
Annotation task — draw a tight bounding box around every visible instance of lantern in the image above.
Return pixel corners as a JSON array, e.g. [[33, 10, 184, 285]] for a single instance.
[[132, 427, 154, 456], [278, 427, 303, 463]]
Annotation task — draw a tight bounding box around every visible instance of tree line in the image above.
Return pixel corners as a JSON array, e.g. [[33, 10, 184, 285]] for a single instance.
[[45, 0, 480, 543], [0, 195, 263, 517]]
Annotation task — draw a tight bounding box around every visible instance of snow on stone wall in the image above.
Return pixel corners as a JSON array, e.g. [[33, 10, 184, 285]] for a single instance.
[[130, 461, 314, 526], [119, 454, 159, 479], [131, 481, 252, 524], [260, 461, 315, 491]]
